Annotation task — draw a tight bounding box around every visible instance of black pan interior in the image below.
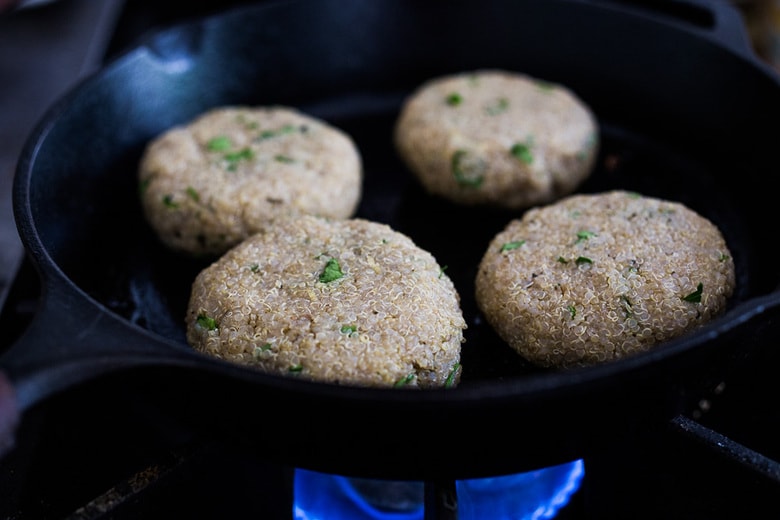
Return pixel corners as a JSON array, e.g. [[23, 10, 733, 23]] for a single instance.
[[28, 0, 774, 368], [13, 0, 780, 477]]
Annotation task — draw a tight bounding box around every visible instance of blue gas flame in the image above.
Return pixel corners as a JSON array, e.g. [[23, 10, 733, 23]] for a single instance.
[[294, 459, 584, 520]]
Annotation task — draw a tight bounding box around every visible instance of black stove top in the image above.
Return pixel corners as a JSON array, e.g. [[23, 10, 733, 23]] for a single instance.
[[1, 1, 780, 518]]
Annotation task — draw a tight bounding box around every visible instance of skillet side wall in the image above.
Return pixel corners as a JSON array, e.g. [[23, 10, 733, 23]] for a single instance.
[[12, 0, 780, 478]]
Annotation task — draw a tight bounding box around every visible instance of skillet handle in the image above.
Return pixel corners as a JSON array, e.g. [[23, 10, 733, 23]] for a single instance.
[[0, 266, 202, 458], [594, 0, 758, 58], [671, 0, 757, 57]]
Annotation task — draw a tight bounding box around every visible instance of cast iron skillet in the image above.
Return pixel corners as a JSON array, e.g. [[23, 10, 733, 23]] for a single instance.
[[2, 0, 780, 480]]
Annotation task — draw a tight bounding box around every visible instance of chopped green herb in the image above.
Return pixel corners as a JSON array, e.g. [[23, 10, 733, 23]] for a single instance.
[[557, 257, 569, 264], [500, 240, 526, 252], [186, 186, 200, 202], [510, 141, 534, 165], [575, 230, 597, 243], [719, 253, 730, 262], [451, 149, 484, 187], [621, 296, 633, 318], [567, 305, 576, 318], [340, 324, 357, 335], [394, 373, 415, 387], [196, 314, 218, 331], [319, 258, 344, 283], [274, 154, 295, 163], [535, 80, 555, 91], [162, 194, 178, 209], [257, 125, 297, 140], [445, 363, 461, 388], [289, 364, 303, 373], [439, 265, 448, 278], [236, 114, 258, 129], [575, 256, 593, 265], [485, 97, 509, 115], [252, 343, 272, 358], [207, 135, 232, 151], [682, 283, 703, 303], [249, 263, 260, 272], [139, 178, 151, 195], [224, 147, 254, 170], [446, 92, 462, 106]]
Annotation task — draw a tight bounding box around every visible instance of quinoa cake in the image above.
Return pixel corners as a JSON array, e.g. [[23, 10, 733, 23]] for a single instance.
[[139, 106, 362, 256], [474, 190, 736, 369], [394, 69, 599, 210], [186, 215, 466, 388]]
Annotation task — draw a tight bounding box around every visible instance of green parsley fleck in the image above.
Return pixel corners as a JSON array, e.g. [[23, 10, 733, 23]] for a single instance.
[[719, 253, 730, 262], [236, 114, 258, 129], [196, 314, 218, 331], [289, 364, 303, 373], [621, 296, 633, 318], [446, 92, 462, 106], [510, 141, 534, 165], [340, 324, 357, 335], [207, 135, 232, 151], [485, 97, 509, 115], [682, 283, 703, 303], [557, 257, 569, 264], [257, 124, 297, 140], [319, 258, 344, 283], [451, 149, 484, 187], [439, 265, 448, 279], [500, 240, 526, 252], [249, 263, 260, 272], [567, 305, 576, 318], [575, 256, 593, 265], [274, 154, 295, 163], [535, 80, 555, 91], [162, 194, 178, 209], [394, 373, 416, 387], [186, 186, 199, 202], [252, 343, 273, 358], [575, 230, 597, 243], [224, 147, 254, 170], [139, 178, 151, 195], [445, 363, 461, 388]]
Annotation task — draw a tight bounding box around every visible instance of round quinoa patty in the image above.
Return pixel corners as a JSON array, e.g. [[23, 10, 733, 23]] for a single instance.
[[139, 106, 362, 257], [474, 190, 736, 369], [186, 215, 466, 388], [394, 69, 598, 210]]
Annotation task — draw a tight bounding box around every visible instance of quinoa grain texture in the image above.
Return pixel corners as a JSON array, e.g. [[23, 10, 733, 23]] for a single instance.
[[139, 106, 362, 257], [186, 215, 466, 388], [394, 69, 598, 209], [475, 191, 736, 369]]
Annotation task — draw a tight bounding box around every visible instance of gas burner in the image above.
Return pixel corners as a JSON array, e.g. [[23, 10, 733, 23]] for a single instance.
[[294, 461, 584, 519]]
